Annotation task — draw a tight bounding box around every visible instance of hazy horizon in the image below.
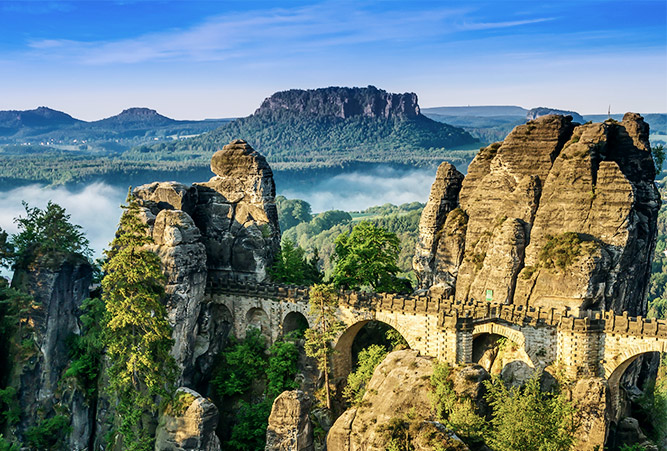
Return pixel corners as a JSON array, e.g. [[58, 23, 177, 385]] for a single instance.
[[1, 1, 664, 121]]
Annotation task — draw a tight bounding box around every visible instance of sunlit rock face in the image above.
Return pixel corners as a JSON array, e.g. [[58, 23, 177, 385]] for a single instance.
[[414, 113, 660, 315], [131, 139, 280, 385]]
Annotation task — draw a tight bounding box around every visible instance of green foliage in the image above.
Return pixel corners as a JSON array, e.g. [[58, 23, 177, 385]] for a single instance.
[[276, 196, 313, 231], [0, 280, 35, 388], [102, 194, 176, 450], [0, 387, 19, 427], [24, 415, 71, 450], [266, 338, 300, 399], [483, 372, 577, 451], [637, 355, 667, 442], [65, 297, 105, 400], [332, 221, 410, 293], [11, 201, 90, 265], [304, 284, 345, 409], [343, 344, 388, 406], [430, 362, 456, 420], [269, 238, 322, 285], [652, 144, 665, 175], [226, 399, 273, 451], [211, 330, 300, 450], [386, 328, 408, 350], [538, 232, 597, 271], [212, 328, 267, 398], [0, 435, 19, 451]]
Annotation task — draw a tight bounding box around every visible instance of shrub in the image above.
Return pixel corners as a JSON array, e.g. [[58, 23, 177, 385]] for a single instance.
[[24, 415, 71, 450], [538, 232, 597, 271], [343, 344, 388, 406], [266, 338, 299, 399], [212, 328, 267, 398]]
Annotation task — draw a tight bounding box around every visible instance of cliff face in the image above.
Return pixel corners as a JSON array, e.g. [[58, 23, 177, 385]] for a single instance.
[[255, 86, 420, 119], [132, 139, 280, 385], [414, 113, 660, 314], [9, 252, 93, 449]]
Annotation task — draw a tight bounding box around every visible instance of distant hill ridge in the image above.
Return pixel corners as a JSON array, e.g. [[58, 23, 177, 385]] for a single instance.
[[255, 85, 420, 120]]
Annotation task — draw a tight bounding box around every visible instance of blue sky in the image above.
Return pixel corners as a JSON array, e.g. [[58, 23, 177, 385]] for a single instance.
[[0, 0, 665, 120]]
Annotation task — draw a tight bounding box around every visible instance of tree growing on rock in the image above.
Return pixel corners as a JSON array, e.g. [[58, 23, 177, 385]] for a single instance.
[[102, 193, 176, 451], [332, 221, 410, 293], [269, 238, 322, 285], [304, 283, 344, 409]]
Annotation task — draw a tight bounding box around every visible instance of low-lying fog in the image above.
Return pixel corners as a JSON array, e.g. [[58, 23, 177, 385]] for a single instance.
[[0, 166, 439, 262]]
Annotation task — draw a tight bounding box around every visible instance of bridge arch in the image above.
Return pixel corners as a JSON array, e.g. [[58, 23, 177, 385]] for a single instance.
[[245, 306, 270, 338], [471, 322, 535, 383], [332, 319, 414, 383], [281, 311, 310, 337], [605, 343, 665, 423]]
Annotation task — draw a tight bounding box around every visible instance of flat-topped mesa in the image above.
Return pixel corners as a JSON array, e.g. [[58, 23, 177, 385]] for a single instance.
[[254, 85, 420, 119], [414, 113, 660, 315]]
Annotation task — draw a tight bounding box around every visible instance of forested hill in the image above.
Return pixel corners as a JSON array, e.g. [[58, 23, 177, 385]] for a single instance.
[[127, 86, 479, 169]]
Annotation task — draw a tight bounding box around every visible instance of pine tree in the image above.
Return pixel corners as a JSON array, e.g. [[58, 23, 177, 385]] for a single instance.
[[102, 192, 176, 451], [304, 284, 344, 409]]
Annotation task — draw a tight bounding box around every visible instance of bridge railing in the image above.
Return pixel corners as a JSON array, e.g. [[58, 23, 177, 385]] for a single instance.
[[206, 276, 667, 338]]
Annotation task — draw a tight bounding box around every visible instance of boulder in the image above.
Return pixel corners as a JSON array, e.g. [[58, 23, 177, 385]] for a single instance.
[[265, 390, 313, 451], [326, 350, 469, 451], [155, 387, 221, 451]]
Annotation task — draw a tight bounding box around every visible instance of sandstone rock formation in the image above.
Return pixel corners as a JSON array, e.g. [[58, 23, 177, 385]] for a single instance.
[[132, 140, 280, 385], [255, 86, 420, 119], [155, 387, 221, 451], [265, 390, 313, 451], [9, 251, 93, 449], [527, 107, 585, 123], [327, 350, 469, 451], [414, 113, 660, 315]]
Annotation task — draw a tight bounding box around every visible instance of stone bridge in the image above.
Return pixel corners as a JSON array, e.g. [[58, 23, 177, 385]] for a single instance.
[[206, 277, 667, 419]]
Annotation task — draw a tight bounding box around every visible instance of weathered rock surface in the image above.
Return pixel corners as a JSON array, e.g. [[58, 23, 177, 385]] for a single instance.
[[527, 107, 585, 123], [9, 251, 93, 449], [414, 113, 660, 314], [265, 390, 313, 451], [155, 387, 221, 451], [571, 377, 609, 450], [327, 350, 469, 451], [149, 209, 207, 386], [131, 140, 280, 386], [255, 86, 420, 119], [413, 162, 464, 293]]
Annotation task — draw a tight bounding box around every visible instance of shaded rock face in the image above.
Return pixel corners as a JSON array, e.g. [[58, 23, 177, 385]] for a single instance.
[[327, 350, 469, 451], [10, 252, 93, 448], [155, 387, 221, 451], [265, 390, 313, 451], [132, 140, 280, 385], [414, 113, 660, 314], [255, 86, 420, 119]]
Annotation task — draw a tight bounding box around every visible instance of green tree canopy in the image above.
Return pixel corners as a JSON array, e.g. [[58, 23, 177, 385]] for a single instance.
[[276, 196, 313, 231], [102, 194, 175, 451], [11, 201, 90, 263], [269, 238, 322, 285], [331, 221, 409, 293]]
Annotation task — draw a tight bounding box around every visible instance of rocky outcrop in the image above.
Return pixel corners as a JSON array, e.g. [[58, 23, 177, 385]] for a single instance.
[[570, 378, 609, 450], [413, 162, 464, 293], [265, 390, 313, 451], [327, 350, 469, 451], [415, 113, 660, 314], [9, 251, 93, 449], [527, 107, 585, 124], [132, 140, 280, 386], [155, 387, 221, 451], [255, 86, 420, 119]]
